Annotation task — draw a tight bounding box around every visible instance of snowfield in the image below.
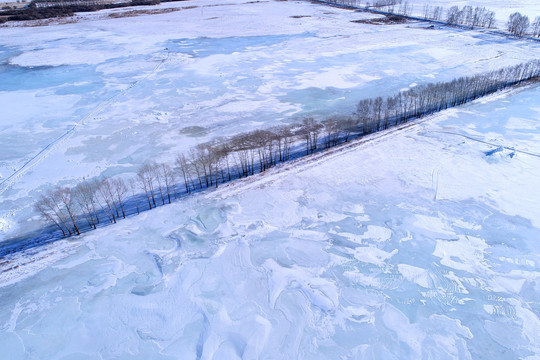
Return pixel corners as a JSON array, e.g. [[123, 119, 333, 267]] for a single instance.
[[1, 0, 540, 358], [1, 0, 540, 239]]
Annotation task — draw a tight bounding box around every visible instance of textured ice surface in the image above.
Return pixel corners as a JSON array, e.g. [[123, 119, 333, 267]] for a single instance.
[[1, 82, 539, 359], [1, 0, 540, 238]]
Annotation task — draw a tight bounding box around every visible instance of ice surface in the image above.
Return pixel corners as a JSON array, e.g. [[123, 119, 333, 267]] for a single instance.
[[1, 0, 540, 239]]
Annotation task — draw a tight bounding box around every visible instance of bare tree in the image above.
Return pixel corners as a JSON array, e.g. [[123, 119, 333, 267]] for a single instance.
[[111, 178, 128, 219], [250, 130, 272, 172], [215, 144, 234, 182], [398, 1, 411, 16], [153, 164, 167, 205], [338, 117, 357, 142], [192, 144, 218, 188], [507, 12, 530, 36], [356, 98, 374, 134], [422, 4, 431, 19], [432, 6, 443, 21], [446, 6, 462, 25], [137, 162, 158, 209], [188, 149, 204, 188], [532, 16, 540, 37], [486, 11, 496, 28], [74, 180, 100, 229], [54, 187, 81, 235], [97, 177, 119, 224], [463, 6, 474, 27], [176, 153, 193, 193], [158, 163, 176, 204], [275, 126, 293, 161], [35, 190, 73, 236], [298, 118, 323, 155], [322, 117, 339, 148], [230, 133, 256, 177]]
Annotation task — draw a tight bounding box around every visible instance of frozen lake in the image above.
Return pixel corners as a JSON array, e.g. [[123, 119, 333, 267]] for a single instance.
[[1, 81, 539, 359], [1, 0, 540, 239]]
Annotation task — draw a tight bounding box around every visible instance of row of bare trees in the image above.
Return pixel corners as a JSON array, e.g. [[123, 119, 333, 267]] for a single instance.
[[36, 178, 126, 236], [34, 162, 178, 236], [317, 0, 540, 38], [371, 2, 497, 29], [443, 5, 496, 28], [328, 1, 486, 26], [356, 61, 540, 135], [367, 0, 411, 16], [34, 60, 540, 238], [176, 125, 295, 194]]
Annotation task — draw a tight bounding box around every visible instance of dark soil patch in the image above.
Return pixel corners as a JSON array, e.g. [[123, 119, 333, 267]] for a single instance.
[[108, 7, 180, 18], [352, 14, 409, 25]]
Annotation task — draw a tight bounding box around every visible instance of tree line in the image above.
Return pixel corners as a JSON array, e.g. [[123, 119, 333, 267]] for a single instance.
[[317, 0, 540, 38], [34, 60, 540, 238], [439, 5, 495, 29], [507, 12, 540, 37]]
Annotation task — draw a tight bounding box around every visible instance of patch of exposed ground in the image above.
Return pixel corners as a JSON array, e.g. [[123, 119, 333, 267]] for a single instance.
[[107, 6, 183, 18], [352, 14, 409, 25]]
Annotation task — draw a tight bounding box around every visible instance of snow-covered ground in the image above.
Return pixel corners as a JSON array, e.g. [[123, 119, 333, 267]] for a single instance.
[[1, 0, 539, 239], [1, 82, 539, 359]]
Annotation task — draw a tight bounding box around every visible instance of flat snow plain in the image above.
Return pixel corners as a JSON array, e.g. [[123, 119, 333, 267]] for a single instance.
[[1, 0, 540, 238], [1, 0, 540, 358]]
